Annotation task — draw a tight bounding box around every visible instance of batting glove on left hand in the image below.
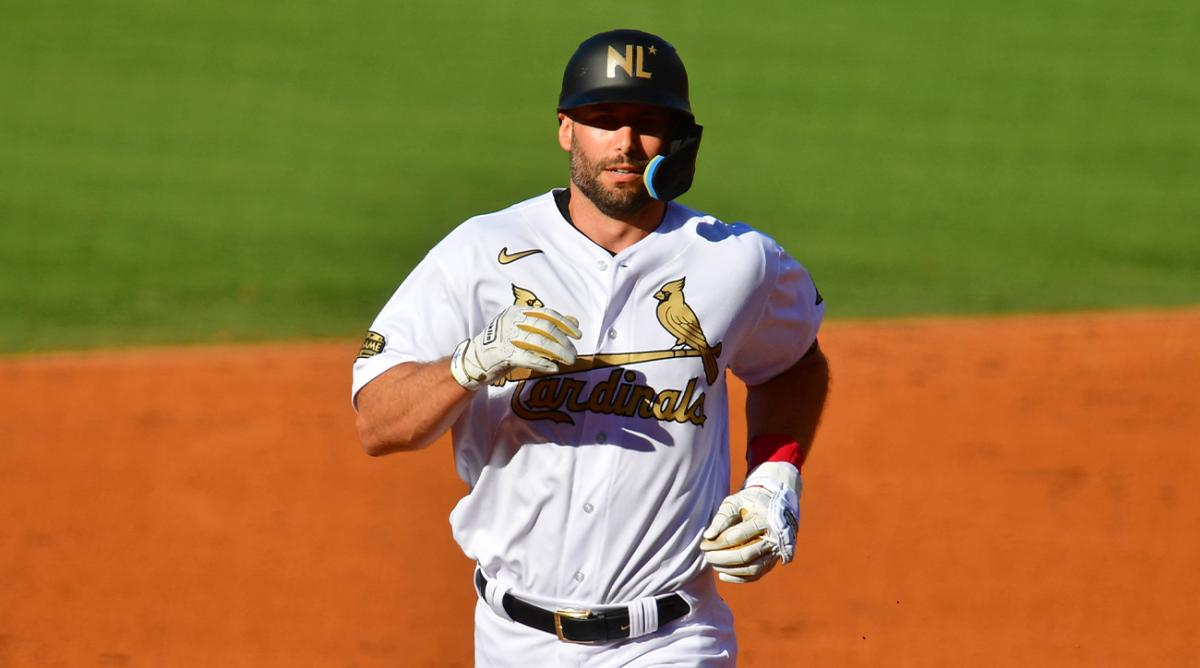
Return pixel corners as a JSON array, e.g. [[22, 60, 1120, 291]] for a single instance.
[[699, 461, 801, 583]]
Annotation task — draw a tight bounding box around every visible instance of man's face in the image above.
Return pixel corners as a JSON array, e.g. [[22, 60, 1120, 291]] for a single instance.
[[559, 103, 675, 218]]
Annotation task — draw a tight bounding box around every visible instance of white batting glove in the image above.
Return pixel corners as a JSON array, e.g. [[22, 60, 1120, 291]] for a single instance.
[[699, 461, 801, 583], [449, 305, 582, 391]]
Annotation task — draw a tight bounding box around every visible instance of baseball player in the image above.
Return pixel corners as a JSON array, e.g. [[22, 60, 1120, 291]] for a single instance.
[[353, 29, 828, 667]]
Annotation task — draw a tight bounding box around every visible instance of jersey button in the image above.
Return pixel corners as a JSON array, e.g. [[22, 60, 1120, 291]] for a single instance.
[[607, 328, 617, 340], [574, 571, 585, 582], [595, 432, 607, 444], [583, 502, 594, 514], [596, 260, 608, 271]]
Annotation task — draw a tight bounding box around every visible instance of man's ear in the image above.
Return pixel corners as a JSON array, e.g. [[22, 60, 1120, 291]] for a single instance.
[[557, 113, 573, 153]]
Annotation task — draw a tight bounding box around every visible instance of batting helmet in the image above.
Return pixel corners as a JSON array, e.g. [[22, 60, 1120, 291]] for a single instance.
[[557, 29, 693, 118], [558, 29, 703, 202]]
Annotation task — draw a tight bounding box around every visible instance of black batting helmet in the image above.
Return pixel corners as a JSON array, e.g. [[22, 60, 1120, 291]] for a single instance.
[[557, 29, 693, 118]]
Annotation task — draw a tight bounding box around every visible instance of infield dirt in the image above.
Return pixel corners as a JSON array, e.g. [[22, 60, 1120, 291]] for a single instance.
[[2, 309, 1197, 666]]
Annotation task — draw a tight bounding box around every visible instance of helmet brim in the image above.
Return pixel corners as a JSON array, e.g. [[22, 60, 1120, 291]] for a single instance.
[[557, 86, 693, 118]]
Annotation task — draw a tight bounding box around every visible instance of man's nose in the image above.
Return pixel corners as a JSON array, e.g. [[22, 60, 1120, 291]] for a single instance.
[[612, 124, 635, 152]]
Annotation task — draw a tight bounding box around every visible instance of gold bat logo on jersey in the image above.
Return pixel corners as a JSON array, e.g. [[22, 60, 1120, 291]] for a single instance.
[[497, 247, 544, 265], [607, 44, 654, 79], [500, 276, 722, 385], [503, 277, 722, 426]]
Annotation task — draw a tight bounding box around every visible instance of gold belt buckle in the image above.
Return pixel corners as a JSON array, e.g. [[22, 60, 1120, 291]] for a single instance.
[[553, 608, 595, 644]]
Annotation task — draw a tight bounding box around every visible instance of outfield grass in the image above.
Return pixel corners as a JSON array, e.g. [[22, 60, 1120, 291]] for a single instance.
[[2, 1, 1197, 352]]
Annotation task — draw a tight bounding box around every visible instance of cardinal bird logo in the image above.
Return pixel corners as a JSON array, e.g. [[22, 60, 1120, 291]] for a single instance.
[[654, 278, 722, 384], [512, 285, 544, 308]]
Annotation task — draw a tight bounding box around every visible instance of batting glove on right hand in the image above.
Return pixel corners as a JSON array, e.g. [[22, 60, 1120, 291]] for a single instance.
[[449, 305, 582, 391], [699, 461, 801, 583]]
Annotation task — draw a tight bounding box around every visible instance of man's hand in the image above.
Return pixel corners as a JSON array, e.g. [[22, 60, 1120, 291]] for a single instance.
[[449, 305, 582, 390], [699, 461, 800, 583]]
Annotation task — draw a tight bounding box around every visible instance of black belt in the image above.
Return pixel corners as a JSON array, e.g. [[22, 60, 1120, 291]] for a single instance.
[[474, 570, 691, 644]]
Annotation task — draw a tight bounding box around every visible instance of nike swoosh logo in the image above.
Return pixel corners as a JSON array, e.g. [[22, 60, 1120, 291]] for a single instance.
[[619, 624, 630, 631], [498, 247, 544, 265]]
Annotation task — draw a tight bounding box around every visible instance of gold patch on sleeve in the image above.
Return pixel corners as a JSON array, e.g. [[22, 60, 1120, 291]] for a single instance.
[[357, 331, 386, 359]]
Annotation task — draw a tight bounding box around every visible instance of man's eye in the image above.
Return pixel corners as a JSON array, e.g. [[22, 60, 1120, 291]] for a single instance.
[[590, 116, 621, 130], [639, 120, 668, 134]]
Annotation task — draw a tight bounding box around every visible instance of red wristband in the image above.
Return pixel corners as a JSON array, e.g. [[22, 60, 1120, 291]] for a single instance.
[[747, 433, 806, 472]]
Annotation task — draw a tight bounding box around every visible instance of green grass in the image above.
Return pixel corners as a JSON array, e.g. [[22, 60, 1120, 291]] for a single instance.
[[2, 0, 1197, 352]]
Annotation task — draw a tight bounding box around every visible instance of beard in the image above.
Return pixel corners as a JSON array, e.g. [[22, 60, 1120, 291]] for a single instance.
[[569, 136, 652, 219]]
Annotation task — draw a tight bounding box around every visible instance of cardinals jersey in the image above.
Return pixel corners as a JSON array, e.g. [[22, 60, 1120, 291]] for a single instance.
[[352, 189, 823, 606]]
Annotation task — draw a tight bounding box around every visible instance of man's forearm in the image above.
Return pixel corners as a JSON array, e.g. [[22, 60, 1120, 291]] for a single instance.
[[744, 342, 830, 464], [355, 359, 473, 456], [702, 343, 827, 583]]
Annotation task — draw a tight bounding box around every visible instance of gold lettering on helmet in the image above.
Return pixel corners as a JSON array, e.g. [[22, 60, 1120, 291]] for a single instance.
[[635, 46, 652, 79], [607, 45, 633, 78], [607, 44, 653, 80]]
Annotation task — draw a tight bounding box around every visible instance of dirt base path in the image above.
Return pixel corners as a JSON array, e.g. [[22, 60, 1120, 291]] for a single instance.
[[2, 309, 1197, 666]]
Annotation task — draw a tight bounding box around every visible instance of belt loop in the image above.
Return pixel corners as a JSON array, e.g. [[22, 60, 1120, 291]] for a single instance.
[[475, 568, 515, 623], [625, 596, 659, 638]]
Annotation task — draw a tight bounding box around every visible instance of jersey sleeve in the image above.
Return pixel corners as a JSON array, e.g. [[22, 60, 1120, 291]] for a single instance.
[[351, 246, 470, 408], [726, 239, 825, 386]]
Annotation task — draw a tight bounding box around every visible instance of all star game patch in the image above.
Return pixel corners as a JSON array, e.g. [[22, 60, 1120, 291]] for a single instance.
[[357, 331, 386, 359]]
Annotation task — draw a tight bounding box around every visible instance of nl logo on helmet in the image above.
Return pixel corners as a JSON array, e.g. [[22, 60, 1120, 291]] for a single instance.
[[607, 44, 655, 79]]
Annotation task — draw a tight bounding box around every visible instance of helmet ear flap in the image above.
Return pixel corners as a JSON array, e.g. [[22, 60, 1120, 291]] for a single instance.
[[644, 124, 703, 201]]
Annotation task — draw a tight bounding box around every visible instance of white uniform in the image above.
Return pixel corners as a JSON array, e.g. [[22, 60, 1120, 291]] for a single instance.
[[353, 189, 823, 666]]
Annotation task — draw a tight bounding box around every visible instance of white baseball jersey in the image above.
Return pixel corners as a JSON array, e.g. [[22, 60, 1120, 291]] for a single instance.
[[353, 189, 823, 608]]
